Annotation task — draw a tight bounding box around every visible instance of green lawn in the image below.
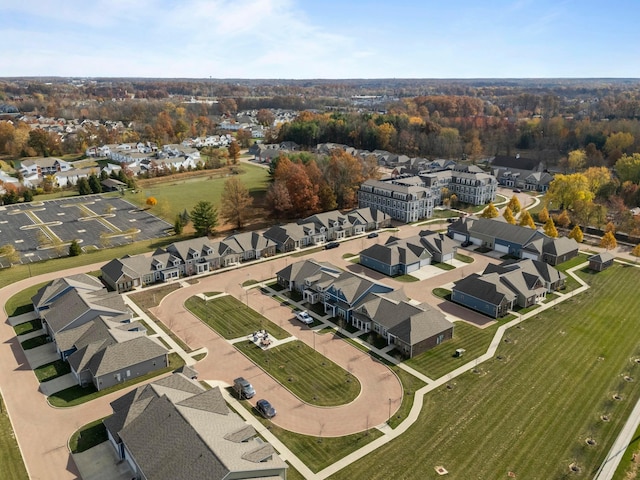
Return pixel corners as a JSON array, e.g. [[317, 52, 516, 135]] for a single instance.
[[432, 288, 451, 299], [248, 409, 383, 473], [433, 262, 455, 271], [454, 252, 474, 263], [394, 274, 420, 282], [127, 164, 269, 222], [13, 318, 42, 336], [235, 340, 360, 407], [5, 282, 46, 317], [612, 422, 640, 480], [69, 418, 109, 454], [330, 264, 640, 480], [406, 321, 502, 379], [387, 365, 427, 429], [128, 283, 182, 310], [34, 359, 71, 383], [48, 353, 184, 407], [185, 296, 289, 340], [0, 395, 29, 480], [0, 233, 193, 291], [20, 335, 49, 350]]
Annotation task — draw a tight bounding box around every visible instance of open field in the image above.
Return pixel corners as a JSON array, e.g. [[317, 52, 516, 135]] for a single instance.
[[127, 164, 270, 222], [406, 321, 505, 379], [235, 340, 361, 407], [185, 295, 289, 340], [330, 263, 640, 480], [0, 395, 29, 480]]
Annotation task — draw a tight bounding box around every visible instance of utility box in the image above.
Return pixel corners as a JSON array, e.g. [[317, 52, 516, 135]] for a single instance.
[[454, 348, 466, 358]]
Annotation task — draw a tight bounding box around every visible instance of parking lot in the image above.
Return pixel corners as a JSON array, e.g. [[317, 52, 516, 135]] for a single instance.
[[0, 195, 172, 267]]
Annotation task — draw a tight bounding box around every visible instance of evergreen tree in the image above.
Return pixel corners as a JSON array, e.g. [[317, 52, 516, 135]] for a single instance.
[[190, 201, 218, 236], [68, 240, 82, 257]]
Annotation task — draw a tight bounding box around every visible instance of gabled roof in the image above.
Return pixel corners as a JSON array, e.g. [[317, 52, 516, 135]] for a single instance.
[[388, 307, 454, 345], [589, 252, 615, 264], [263, 222, 314, 244], [419, 230, 457, 256], [468, 217, 544, 246], [542, 236, 579, 257], [453, 273, 517, 306], [85, 336, 167, 377], [110, 374, 287, 480], [42, 289, 129, 334], [276, 259, 341, 284], [223, 231, 275, 253], [31, 273, 104, 310]]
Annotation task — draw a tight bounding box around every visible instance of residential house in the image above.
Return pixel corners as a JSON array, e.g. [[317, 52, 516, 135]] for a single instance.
[[223, 231, 276, 261], [276, 259, 342, 304], [263, 222, 316, 252], [101, 250, 184, 293], [323, 271, 394, 321], [589, 252, 615, 271], [448, 216, 579, 266], [352, 292, 454, 357], [19, 157, 71, 177], [359, 231, 457, 276], [31, 273, 105, 313], [452, 273, 517, 318], [452, 259, 566, 317], [358, 178, 435, 222], [103, 373, 288, 479], [63, 318, 168, 390]]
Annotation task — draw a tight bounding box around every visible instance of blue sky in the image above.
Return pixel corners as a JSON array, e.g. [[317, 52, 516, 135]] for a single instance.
[[1, 0, 638, 78]]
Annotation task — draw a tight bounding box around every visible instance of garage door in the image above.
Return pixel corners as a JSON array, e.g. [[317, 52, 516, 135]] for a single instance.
[[452, 233, 466, 242], [406, 263, 420, 273], [494, 243, 509, 253]]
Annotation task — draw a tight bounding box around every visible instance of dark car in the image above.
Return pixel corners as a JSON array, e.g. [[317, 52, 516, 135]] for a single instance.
[[256, 399, 276, 419], [367, 232, 379, 238], [461, 240, 472, 248], [513, 188, 521, 193], [325, 241, 340, 249]]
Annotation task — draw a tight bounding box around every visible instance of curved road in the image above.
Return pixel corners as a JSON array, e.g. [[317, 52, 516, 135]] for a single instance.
[[152, 257, 403, 437]]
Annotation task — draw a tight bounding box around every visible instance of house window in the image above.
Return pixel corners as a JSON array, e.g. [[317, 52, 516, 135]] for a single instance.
[[436, 334, 445, 344]]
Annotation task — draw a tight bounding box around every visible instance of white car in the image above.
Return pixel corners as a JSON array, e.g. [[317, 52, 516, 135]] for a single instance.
[[295, 310, 313, 325]]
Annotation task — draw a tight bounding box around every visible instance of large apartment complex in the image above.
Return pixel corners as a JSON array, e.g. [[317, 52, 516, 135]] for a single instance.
[[358, 164, 497, 222]]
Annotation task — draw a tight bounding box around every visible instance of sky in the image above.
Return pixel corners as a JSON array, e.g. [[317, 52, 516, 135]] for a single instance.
[[1, 0, 639, 79]]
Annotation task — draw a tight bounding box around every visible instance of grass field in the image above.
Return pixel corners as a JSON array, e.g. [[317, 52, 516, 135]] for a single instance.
[[34, 359, 71, 383], [235, 340, 360, 407], [406, 321, 505, 379], [0, 395, 29, 480], [330, 263, 640, 480], [248, 408, 383, 473], [127, 164, 269, 222], [185, 295, 289, 340]]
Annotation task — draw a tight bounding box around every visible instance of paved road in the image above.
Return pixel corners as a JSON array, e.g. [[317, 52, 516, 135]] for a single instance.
[[151, 256, 403, 437], [0, 261, 152, 480]]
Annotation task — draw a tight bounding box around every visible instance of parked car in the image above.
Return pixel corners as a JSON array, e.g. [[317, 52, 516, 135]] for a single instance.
[[367, 232, 379, 238], [256, 399, 276, 419], [461, 240, 472, 248], [295, 310, 313, 325], [325, 241, 340, 249], [513, 188, 521, 193], [233, 377, 255, 399]]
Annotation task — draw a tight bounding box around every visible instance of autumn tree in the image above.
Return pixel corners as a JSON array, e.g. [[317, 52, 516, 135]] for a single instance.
[[583, 166, 612, 195], [631, 244, 640, 261], [146, 196, 158, 207], [543, 218, 558, 238], [236, 129, 252, 148], [615, 153, 640, 184], [519, 210, 536, 229], [503, 206, 516, 224], [190, 201, 218, 236], [538, 206, 549, 223], [265, 181, 292, 218], [599, 231, 617, 250], [507, 195, 521, 214], [545, 173, 593, 211], [256, 109, 275, 127], [555, 210, 571, 229], [604, 221, 616, 233], [560, 149, 586, 172], [220, 177, 253, 229], [0, 244, 20, 266], [568, 225, 584, 243], [227, 140, 241, 164], [480, 202, 499, 218], [324, 149, 365, 209]]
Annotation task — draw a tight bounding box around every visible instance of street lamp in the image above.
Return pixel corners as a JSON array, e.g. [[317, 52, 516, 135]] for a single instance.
[[388, 397, 392, 422]]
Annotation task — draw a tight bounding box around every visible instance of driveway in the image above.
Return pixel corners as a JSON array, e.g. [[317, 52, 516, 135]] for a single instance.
[[23, 342, 58, 369], [39, 373, 77, 396], [72, 442, 133, 480]]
